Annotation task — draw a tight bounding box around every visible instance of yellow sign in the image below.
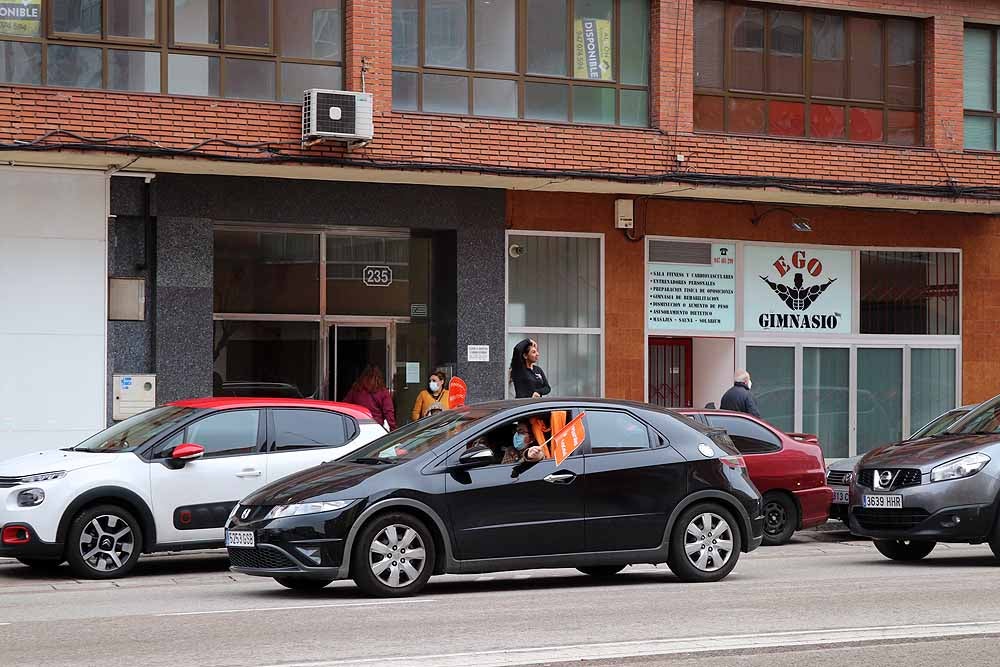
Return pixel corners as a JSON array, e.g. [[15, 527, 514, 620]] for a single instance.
[[0, 0, 41, 37], [574, 18, 613, 81]]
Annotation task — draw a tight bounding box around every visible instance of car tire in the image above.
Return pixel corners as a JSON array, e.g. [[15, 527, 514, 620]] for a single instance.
[[762, 493, 798, 546], [65, 505, 143, 580], [668, 503, 742, 583], [873, 539, 936, 561], [273, 577, 334, 592], [577, 565, 626, 578], [17, 558, 64, 571], [351, 512, 435, 598]]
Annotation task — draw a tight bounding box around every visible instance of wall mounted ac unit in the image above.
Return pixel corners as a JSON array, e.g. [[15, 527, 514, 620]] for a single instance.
[[302, 89, 374, 143]]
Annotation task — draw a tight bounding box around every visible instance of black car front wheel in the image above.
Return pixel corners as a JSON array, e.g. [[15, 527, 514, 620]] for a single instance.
[[873, 539, 936, 561], [351, 512, 436, 598], [762, 493, 799, 546], [668, 503, 742, 583], [274, 577, 334, 592]]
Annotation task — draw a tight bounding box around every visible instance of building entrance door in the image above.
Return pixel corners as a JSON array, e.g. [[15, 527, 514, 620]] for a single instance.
[[329, 323, 393, 402], [648, 338, 693, 408]]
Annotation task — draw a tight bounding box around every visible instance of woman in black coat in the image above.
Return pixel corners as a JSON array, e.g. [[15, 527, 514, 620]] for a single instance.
[[509, 338, 551, 399]]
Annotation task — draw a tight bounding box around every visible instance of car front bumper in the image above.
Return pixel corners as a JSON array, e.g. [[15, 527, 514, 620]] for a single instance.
[[0, 522, 64, 560]]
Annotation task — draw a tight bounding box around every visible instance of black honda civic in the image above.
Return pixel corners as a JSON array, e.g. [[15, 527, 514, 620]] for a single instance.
[[225, 399, 764, 597]]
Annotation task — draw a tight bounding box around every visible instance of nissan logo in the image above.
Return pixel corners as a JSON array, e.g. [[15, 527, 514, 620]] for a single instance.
[[879, 471, 893, 487], [241, 508, 251, 520]]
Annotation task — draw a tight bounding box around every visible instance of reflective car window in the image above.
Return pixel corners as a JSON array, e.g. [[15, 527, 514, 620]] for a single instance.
[[272, 409, 348, 451], [349, 408, 489, 463], [909, 409, 967, 439], [73, 406, 194, 453], [185, 410, 260, 458], [705, 415, 781, 454], [949, 398, 1000, 435], [586, 411, 650, 454]]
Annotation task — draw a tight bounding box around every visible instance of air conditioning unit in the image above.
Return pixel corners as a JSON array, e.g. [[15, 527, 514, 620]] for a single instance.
[[302, 89, 374, 143]]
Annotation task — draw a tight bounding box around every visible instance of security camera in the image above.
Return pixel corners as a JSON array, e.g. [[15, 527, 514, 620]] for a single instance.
[[509, 244, 525, 258]]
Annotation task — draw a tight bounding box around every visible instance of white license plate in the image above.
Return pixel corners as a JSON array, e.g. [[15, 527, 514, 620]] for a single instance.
[[226, 530, 255, 548], [863, 494, 903, 509], [832, 488, 850, 504]]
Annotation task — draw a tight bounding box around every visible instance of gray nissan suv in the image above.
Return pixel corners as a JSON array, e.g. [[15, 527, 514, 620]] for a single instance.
[[848, 394, 1000, 562]]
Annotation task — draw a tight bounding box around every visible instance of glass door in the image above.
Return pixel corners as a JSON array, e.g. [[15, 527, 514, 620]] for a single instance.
[[330, 324, 391, 402]]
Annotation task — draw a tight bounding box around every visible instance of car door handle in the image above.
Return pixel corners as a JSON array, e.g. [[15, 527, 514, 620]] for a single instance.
[[544, 472, 576, 485], [236, 469, 262, 478]]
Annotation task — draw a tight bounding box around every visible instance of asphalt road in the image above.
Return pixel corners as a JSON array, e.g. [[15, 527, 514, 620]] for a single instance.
[[3, 528, 1000, 666]]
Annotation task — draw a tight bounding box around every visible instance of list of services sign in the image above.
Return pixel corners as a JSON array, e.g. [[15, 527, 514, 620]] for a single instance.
[[647, 243, 736, 332]]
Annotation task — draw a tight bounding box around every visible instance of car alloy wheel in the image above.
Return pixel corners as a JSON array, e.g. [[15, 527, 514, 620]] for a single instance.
[[79, 514, 136, 573], [684, 511, 735, 573], [764, 501, 786, 537], [369, 524, 427, 589]]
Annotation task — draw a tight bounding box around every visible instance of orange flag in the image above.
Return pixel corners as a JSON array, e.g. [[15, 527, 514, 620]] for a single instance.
[[448, 377, 468, 409], [551, 412, 587, 465]]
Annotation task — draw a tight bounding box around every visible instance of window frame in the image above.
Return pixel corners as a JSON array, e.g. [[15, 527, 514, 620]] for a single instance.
[[963, 24, 999, 152], [391, 0, 651, 126], [150, 408, 267, 460], [693, 0, 924, 146], [579, 408, 654, 456], [0, 0, 344, 101]]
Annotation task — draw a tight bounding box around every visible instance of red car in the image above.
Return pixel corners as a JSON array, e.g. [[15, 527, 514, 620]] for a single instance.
[[679, 409, 832, 546]]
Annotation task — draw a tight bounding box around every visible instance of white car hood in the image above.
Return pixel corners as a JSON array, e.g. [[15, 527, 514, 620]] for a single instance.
[[0, 449, 122, 477]]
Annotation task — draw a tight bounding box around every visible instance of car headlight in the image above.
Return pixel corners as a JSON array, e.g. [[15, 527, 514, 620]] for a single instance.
[[930, 453, 991, 483], [264, 500, 356, 520], [17, 488, 44, 507], [20, 471, 66, 483]]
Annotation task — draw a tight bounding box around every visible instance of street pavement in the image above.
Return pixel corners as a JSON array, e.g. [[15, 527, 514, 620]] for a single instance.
[[3, 525, 1000, 666]]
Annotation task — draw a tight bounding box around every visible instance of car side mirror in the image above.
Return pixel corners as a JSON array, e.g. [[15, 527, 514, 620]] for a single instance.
[[455, 447, 494, 469], [166, 443, 204, 469]]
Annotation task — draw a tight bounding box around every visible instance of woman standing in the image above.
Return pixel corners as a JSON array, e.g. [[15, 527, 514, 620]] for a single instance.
[[342, 364, 397, 431], [509, 338, 551, 399], [411, 370, 450, 422]]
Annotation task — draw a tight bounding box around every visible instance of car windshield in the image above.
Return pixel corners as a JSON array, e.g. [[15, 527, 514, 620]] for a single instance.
[[72, 406, 195, 453], [909, 409, 969, 439], [946, 397, 1000, 436], [349, 407, 491, 464]]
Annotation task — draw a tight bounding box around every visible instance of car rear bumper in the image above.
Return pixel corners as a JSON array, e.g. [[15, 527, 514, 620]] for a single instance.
[[849, 502, 996, 542], [795, 486, 833, 529]]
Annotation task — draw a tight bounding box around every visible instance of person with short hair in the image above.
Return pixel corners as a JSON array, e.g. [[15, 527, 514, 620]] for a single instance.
[[720, 369, 760, 417]]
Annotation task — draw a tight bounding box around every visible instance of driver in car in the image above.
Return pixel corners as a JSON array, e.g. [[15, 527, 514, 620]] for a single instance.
[[501, 422, 546, 465]]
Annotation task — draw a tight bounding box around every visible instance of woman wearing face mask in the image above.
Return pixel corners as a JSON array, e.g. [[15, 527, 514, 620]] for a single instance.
[[501, 421, 545, 464], [411, 370, 450, 422], [509, 338, 551, 399]]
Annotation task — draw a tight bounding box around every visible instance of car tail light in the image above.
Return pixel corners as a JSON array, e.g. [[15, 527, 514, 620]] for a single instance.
[[2, 525, 30, 545], [720, 455, 747, 469]]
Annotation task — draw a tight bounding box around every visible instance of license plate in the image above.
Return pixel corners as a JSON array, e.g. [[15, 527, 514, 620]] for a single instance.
[[863, 494, 903, 509], [226, 530, 255, 548], [832, 488, 850, 504]]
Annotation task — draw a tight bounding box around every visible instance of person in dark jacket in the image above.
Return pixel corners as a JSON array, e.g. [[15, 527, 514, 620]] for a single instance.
[[342, 364, 397, 430], [720, 370, 760, 417], [509, 338, 551, 399]]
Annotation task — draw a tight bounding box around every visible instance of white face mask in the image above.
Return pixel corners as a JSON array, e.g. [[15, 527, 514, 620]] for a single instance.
[[429, 381, 441, 393], [746, 379, 753, 390]]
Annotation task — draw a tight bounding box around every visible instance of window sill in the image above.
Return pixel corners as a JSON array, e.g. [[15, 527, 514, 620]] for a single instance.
[[691, 129, 928, 151], [389, 108, 656, 132]]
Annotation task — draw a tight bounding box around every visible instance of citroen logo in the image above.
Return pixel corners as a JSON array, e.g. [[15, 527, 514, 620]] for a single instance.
[[241, 508, 251, 520]]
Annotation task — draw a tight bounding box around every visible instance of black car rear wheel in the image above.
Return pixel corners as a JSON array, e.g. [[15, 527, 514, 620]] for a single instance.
[[873, 539, 936, 561], [762, 493, 798, 546], [667, 503, 742, 583], [274, 577, 334, 592], [578, 565, 626, 578], [351, 512, 436, 598]]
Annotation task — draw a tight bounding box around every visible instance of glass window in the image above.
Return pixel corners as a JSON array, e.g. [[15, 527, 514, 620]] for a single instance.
[[506, 332, 601, 397], [215, 230, 320, 314], [802, 347, 849, 458], [965, 115, 994, 151], [213, 322, 320, 400], [910, 349, 956, 437], [0, 41, 41, 85], [185, 410, 260, 458], [173, 0, 220, 45], [474, 77, 517, 118], [326, 235, 427, 317], [964, 27, 999, 151], [279, 0, 342, 60], [393, 70, 418, 110], [395, 0, 648, 126], [507, 234, 601, 329], [860, 251, 960, 335], [858, 348, 903, 453], [695, 2, 922, 146], [47, 44, 101, 88], [704, 414, 781, 454], [272, 409, 348, 451], [474, 0, 514, 72], [108, 0, 156, 40], [53, 0, 101, 35], [586, 411, 650, 453], [422, 72, 468, 113], [527, 0, 566, 76], [746, 346, 793, 433], [73, 406, 194, 453], [280, 62, 342, 102], [168, 53, 219, 95], [108, 49, 160, 92], [225, 0, 270, 49], [224, 57, 275, 100]]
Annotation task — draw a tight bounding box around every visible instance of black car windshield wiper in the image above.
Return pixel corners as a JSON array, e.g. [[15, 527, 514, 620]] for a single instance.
[[351, 457, 398, 465]]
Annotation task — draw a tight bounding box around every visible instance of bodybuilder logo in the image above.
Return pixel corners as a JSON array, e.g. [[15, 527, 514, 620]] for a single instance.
[[758, 251, 840, 330]]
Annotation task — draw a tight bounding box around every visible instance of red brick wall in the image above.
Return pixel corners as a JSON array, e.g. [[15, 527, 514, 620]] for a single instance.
[[2, 0, 1000, 189], [509, 190, 1000, 405]]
